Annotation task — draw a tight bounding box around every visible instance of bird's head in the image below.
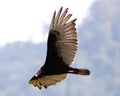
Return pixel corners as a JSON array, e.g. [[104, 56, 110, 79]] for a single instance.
[[29, 70, 42, 85], [35, 70, 42, 77]]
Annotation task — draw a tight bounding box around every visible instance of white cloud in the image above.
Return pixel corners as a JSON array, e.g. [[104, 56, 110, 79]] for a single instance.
[[0, 0, 95, 46]]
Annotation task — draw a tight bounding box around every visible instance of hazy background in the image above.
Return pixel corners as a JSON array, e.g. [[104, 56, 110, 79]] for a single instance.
[[0, 0, 120, 96]]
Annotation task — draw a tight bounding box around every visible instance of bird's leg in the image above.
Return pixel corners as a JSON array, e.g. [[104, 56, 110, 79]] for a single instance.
[[67, 67, 78, 74]]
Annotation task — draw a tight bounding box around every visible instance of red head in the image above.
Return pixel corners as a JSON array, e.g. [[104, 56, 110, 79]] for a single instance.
[[35, 70, 42, 77]]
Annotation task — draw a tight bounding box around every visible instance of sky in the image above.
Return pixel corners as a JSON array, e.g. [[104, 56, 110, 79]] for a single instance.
[[0, 0, 120, 96], [0, 0, 95, 46]]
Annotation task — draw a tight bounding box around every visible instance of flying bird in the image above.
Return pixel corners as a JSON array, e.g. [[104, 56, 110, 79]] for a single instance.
[[29, 7, 90, 89]]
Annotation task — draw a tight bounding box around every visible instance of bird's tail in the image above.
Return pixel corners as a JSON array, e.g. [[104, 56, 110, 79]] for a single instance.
[[68, 67, 90, 75], [77, 69, 90, 75]]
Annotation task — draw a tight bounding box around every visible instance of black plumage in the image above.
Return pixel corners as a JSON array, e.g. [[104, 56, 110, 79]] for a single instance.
[[29, 7, 90, 89]]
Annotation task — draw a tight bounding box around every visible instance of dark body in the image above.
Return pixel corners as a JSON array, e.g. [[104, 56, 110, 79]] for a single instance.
[[41, 31, 71, 75]]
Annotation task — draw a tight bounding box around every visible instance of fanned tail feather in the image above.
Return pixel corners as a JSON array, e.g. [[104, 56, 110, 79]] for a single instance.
[[78, 69, 90, 75]]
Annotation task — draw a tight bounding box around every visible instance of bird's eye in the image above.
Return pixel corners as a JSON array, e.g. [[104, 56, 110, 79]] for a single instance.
[[35, 73, 38, 77]]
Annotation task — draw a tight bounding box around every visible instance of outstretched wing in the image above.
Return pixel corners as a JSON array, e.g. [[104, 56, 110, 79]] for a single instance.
[[29, 7, 78, 89], [29, 74, 67, 89], [48, 7, 78, 65]]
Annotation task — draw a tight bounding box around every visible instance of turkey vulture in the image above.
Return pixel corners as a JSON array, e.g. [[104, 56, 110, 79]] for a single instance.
[[29, 7, 90, 89]]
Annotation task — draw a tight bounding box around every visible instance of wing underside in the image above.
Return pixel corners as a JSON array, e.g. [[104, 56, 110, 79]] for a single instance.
[[29, 74, 67, 89], [49, 7, 78, 65]]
